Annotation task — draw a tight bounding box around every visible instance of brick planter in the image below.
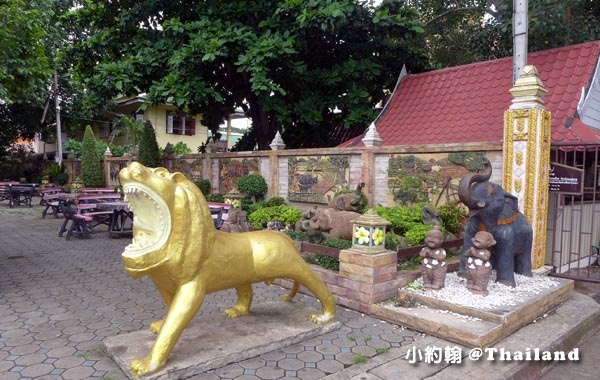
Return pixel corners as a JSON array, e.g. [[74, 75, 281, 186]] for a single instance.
[[277, 243, 461, 314]]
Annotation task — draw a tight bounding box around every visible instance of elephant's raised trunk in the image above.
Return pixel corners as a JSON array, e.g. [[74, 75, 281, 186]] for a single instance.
[[458, 158, 492, 209]]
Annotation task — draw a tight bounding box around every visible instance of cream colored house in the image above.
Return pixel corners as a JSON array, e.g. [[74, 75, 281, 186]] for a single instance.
[[115, 94, 209, 151]]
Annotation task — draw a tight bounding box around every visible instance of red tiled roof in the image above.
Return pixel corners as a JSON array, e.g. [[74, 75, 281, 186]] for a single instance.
[[340, 41, 600, 147]]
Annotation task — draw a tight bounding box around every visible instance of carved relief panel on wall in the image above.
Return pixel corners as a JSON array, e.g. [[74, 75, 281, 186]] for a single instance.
[[388, 152, 485, 206], [288, 156, 350, 203], [218, 157, 260, 194], [172, 158, 204, 182]]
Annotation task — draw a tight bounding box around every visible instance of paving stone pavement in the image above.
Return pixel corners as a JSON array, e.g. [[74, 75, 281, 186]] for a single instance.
[[0, 204, 421, 380]]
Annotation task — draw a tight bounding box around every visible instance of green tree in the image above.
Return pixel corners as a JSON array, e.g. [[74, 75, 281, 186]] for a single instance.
[[80, 125, 104, 187], [0, 0, 87, 155], [62, 0, 427, 149], [0, 0, 52, 103], [415, 0, 600, 68], [137, 121, 161, 168], [110, 115, 144, 150]]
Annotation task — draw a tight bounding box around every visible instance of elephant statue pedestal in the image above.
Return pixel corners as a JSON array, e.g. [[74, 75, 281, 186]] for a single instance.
[[457, 158, 533, 287]]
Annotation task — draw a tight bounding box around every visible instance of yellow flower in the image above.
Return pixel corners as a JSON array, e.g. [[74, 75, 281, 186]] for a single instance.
[[354, 226, 371, 245], [372, 228, 384, 246]]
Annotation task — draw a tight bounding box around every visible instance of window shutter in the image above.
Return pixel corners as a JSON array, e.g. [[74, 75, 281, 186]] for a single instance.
[[186, 117, 196, 136], [166, 114, 174, 134]]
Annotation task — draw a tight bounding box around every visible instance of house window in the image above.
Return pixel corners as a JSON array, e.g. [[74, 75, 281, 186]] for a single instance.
[[166, 112, 196, 136]]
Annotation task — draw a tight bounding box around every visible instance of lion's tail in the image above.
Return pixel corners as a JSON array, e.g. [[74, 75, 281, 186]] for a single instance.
[[280, 281, 300, 302]]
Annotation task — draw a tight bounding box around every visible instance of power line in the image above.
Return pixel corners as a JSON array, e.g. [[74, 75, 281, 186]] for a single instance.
[[59, 114, 114, 124]]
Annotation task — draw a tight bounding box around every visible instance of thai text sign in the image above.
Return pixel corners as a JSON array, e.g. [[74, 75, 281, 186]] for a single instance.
[[549, 163, 583, 194]]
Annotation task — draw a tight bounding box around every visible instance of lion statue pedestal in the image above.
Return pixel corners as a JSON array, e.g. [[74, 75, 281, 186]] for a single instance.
[[117, 162, 336, 377]]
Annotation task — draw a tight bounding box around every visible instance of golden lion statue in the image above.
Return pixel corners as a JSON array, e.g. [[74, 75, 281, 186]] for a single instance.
[[119, 162, 336, 376]]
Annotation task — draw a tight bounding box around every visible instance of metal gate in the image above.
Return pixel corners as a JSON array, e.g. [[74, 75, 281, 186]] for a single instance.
[[547, 144, 600, 282]]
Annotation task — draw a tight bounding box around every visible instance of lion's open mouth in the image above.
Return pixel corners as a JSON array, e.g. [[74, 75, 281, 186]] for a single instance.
[[122, 182, 171, 258]]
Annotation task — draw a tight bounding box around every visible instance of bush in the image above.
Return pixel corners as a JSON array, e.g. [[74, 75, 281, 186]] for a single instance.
[[438, 204, 467, 235], [43, 163, 63, 184], [384, 231, 402, 251], [195, 179, 211, 195], [244, 200, 262, 215], [283, 230, 309, 241], [55, 172, 69, 186], [171, 141, 192, 155], [304, 254, 339, 271], [374, 205, 423, 234], [265, 196, 286, 207], [320, 237, 352, 250], [405, 224, 434, 246], [247, 205, 302, 229], [237, 174, 268, 201], [205, 193, 225, 203], [81, 125, 105, 187]]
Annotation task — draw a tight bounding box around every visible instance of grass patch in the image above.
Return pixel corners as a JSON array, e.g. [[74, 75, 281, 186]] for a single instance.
[[352, 354, 368, 364]]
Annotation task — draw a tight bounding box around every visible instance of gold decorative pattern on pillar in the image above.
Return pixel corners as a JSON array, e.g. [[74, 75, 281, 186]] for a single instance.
[[118, 162, 336, 377], [503, 65, 551, 270]]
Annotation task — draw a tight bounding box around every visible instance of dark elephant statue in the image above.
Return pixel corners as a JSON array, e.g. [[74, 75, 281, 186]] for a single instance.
[[458, 158, 533, 287]]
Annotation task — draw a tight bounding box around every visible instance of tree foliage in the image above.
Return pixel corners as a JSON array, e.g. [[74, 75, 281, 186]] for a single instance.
[[0, 0, 85, 154], [81, 125, 104, 187], [0, 0, 52, 104], [62, 0, 427, 150], [418, 0, 600, 68]]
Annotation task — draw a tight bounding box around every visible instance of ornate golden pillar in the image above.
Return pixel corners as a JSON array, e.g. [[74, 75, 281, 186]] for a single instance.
[[503, 66, 552, 269]]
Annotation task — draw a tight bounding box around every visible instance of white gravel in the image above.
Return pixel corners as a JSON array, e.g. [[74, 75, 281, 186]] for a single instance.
[[403, 271, 561, 310]]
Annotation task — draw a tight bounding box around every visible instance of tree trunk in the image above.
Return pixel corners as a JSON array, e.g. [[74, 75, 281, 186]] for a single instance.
[[247, 93, 276, 150]]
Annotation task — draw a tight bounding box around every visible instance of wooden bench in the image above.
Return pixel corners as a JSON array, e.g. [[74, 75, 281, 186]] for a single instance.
[[0, 181, 19, 203], [58, 197, 119, 240], [58, 201, 93, 240], [40, 188, 65, 218]]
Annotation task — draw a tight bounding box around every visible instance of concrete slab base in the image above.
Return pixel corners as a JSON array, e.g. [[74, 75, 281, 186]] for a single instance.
[[103, 302, 341, 380], [370, 277, 574, 347], [323, 292, 600, 380]]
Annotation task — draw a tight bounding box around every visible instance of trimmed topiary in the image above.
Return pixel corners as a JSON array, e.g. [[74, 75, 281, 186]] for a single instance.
[[237, 173, 268, 203], [81, 125, 105, 187], [138, 120, 162, 168]]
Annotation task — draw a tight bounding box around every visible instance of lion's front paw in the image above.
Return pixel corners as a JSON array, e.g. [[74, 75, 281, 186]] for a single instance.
[[280, 294, 293, 302], [149, 319, 164, 334], [131, 355, 164, 377], [224, 306, 249, 318], [308, 313, 334, 324]]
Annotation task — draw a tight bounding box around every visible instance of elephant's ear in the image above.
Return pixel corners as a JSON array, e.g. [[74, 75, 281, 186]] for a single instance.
[[505, 193, 519, 212], [335, 197, 346, 211]]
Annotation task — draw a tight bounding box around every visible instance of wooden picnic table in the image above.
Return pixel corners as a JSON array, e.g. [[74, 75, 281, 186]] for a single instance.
[[58, 193, 125, 240], [96, 202, 133, 238], [2, 183, 38, 207]]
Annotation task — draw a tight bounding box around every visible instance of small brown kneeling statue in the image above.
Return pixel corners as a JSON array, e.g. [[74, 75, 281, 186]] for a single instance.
[[419, 227, 447, 290], [465, 231, 496, 296]]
